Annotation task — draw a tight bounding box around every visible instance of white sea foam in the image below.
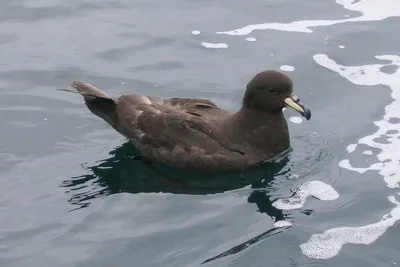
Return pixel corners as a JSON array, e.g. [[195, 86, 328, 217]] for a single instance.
[[273, 220, 292, 228], [280, 65, 295, 72], [339, 45, 345, 49], [300, 54, 400, 259], [300, 196, 400, 259], [346, 144, 357, 153], [363, 150, 373, 155], [216, 0, 400, 36], [245, 37, 256, 42], [192, 30, 201, 35], [201, 42, 228, 49], [272, 181, 339, 210], [289, 116, 303, 124], [314, 54, 400, 189]]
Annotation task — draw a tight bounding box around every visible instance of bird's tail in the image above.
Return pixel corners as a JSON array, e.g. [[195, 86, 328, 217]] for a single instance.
[[60, 81, 118, 127]]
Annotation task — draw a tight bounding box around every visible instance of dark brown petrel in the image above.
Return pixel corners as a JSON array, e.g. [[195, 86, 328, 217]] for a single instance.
[[61, 70, 311, 172]]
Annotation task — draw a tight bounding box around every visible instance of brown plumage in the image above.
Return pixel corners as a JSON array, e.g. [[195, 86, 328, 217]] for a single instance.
[[61, 70, 311, 172]]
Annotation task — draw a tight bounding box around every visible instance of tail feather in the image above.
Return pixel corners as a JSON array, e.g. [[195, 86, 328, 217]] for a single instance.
[[71, 81, 108, 98], [60, 81, 118, 128]]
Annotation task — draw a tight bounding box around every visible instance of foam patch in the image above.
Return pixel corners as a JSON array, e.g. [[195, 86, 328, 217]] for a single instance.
[[280, 65, 295, 72], [201, 42, 228, 49], [273, 220, 293, 228], [300, 196, 400, 259], [314, 54, 400, 189], [301, 53, 400, 260], [289, 116, 303, 124], [216, 0, 400, 35], [363, 150, 373, 155], [272, 181, 339, 210]]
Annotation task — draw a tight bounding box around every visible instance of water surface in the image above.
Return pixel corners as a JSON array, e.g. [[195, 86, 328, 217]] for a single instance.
[[1, 0, 400, 266]]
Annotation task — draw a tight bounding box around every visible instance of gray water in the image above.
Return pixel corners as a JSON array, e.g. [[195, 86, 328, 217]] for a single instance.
[[1, 0, 400, 266]]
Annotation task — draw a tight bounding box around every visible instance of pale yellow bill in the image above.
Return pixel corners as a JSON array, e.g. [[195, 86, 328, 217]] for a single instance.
[[284, 97, 305, 113]]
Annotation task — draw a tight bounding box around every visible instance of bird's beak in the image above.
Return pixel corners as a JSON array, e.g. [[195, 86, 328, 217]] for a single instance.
[[284, 93, 311, 120]]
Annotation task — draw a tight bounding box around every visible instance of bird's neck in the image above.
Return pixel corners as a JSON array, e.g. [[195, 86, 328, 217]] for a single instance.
[[228, 107, 290, 156], [233, 107, 285, 127]]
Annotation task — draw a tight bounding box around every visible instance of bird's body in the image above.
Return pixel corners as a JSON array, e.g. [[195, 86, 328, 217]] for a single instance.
[[63, 70, 311, 172]]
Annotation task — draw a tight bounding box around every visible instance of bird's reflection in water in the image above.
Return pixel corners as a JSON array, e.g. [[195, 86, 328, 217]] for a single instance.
[[61, 141, 294, 263], [62, 142, 292, 213]]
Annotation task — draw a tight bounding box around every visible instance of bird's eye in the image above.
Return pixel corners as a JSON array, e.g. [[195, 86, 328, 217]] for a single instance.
[[268, 88, 276, 93]]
